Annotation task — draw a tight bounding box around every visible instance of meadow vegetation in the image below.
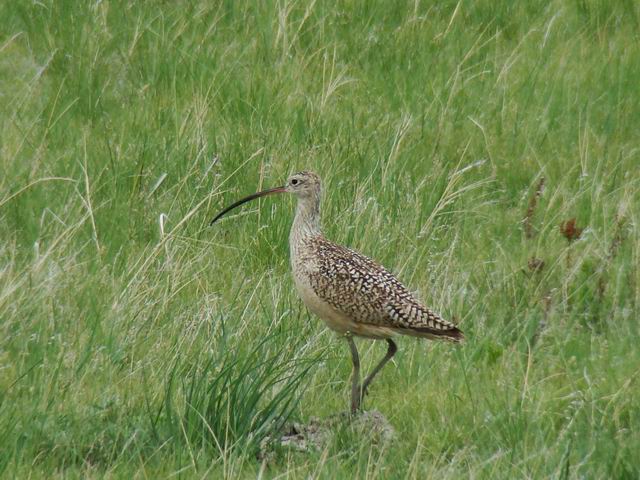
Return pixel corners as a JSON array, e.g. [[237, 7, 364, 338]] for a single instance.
[[1, 0, 639, 477]]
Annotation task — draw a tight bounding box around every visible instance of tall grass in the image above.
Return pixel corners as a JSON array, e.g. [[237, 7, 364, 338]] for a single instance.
[[157, 330, 317, 457], [1, 0, 639, 477]]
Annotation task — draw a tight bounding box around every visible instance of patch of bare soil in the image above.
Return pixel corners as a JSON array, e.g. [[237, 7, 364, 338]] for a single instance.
[[259, 410, 395, 460]]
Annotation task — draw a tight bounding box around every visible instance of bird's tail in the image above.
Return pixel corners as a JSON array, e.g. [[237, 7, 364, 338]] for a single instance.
[[402, 325, 464, 342]]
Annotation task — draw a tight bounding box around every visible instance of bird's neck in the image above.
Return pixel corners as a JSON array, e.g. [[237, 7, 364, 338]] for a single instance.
[[290, 195, 322, 245]]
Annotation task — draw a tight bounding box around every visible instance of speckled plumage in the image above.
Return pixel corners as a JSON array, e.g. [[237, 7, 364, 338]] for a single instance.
[[295, 236, 461, 338], [287, 171, 462, 342]]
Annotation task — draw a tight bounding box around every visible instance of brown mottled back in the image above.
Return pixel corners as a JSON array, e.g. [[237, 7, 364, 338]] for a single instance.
[[299, 235, 463, 341]]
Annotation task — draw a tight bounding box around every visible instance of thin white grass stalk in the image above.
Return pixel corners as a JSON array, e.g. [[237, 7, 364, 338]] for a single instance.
[[10, 48, 57, 123], [0, 177, 75, 210], [541, 11, 560, 49], [78, 134, 101, 254], [495, 28, 537, 85], [223, 392, 233, 479], [406, 434, 424, 479], [320, 46, 356, 111], [520, 342, 533, 408], [0, 268, 24, 329], [149, 173, 168, 197], [600, 372, 639, 421], [45, 82, 79, 132], [198, 155, 220, 189], [437, 0, 462, 40], [288, 0, 318, 56], [126, 14, 143, 58], [186, 404, 226, 459], [235, 272, 267, 338], [382, 114, 413, 184], [275, 0, 294, 55], [159, 213, 171, 266], [167, 465, 194, 478], [467, 116, 495, 169], [0, 31, 22, 54], [418, 156, 489, 237], [139, 438, 172, 471], [423, 232, 460, 306], [0, 212, 90, 310], [309, 444, 331, 480], [577, 113, 590, 178], [177, 415, 198, 474], [39, 206, 68, 229], [436, 26, 496, 137], [33, 213, 90, 272], [257, 458, 267, 480]]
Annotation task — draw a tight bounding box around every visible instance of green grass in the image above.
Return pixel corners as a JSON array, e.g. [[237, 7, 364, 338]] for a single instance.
[[1, 0, 639, 477]]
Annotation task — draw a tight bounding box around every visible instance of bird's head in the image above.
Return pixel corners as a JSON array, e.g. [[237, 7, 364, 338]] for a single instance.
[[284, 171, 322, 199]]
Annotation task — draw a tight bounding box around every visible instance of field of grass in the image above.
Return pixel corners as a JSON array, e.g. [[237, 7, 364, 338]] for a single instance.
[[1, 0, 639, 478]]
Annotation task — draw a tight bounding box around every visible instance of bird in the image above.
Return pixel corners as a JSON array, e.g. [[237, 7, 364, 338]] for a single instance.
[[210, 171, 463, 414]]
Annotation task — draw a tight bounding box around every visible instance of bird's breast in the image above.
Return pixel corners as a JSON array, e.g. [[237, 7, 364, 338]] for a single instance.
[[291, 265, 349, 331]]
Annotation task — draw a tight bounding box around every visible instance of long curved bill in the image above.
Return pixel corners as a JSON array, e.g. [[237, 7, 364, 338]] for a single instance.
[[210, 186, 286, 226]]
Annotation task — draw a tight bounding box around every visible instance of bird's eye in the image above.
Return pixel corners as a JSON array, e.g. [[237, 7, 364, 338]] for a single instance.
[[291, 179, 299, 186]]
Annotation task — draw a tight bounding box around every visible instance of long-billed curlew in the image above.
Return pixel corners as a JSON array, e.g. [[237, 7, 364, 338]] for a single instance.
[[211, 171, 463, 413]]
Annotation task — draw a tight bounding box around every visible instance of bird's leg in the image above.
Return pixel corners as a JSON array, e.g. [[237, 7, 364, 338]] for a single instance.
[[346, 334, 362, 414], [360, 339, 398, 399]]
